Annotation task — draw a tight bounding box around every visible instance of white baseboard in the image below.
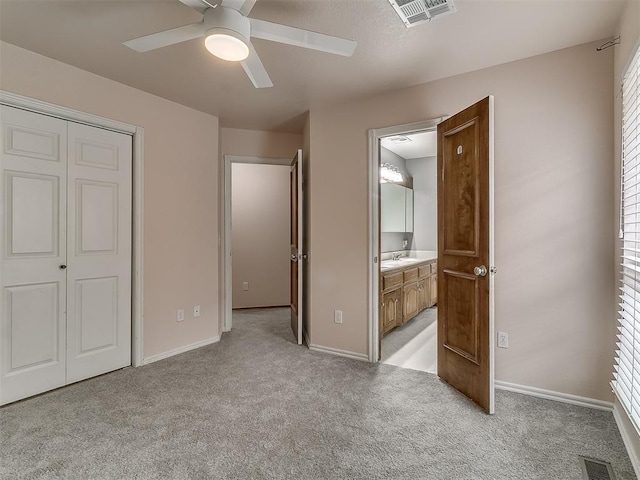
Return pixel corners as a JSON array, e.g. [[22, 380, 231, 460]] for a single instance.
[[495, 380, 614, 412], [143, 336, 220, 365], [308, 343, 369, 362], [613, 401, 640, 478]]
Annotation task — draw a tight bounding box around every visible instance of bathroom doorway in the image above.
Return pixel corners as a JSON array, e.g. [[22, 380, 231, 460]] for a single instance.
[[372, 125, 440, 374], [368, 98, 496, 413], [378, 130, 438, 373]]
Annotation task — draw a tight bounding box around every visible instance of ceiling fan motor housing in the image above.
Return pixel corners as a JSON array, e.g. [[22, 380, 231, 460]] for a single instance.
[[204, 6, 251, 45]]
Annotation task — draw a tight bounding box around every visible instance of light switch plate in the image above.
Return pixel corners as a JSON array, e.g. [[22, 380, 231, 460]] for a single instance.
[[193, 305, 201, 318]]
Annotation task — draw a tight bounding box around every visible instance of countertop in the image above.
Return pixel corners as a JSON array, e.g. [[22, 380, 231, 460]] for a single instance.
[[380, 251, 437, 273]]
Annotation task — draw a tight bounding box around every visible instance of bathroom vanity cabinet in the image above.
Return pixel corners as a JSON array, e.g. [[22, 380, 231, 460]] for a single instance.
[[380, 258, 437, 338]]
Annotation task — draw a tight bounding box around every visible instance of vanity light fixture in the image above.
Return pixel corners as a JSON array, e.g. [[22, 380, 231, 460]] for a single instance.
[[380, 163, 404, 183]]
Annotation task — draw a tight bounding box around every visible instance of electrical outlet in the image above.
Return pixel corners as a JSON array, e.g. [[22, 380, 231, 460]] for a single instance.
[[334, 310, 343, 324], [193, 305, 200, 318], [242, 281, 249, 291], [497, 331, 509, 348], [177, 309, 185, 322]]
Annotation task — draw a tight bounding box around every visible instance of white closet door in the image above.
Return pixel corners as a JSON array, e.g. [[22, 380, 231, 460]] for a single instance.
[[66, 122, 131, 383], [0, 106, 68, 404]]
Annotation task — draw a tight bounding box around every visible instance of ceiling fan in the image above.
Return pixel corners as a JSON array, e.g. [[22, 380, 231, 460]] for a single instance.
[[123, 0, 357, 89]]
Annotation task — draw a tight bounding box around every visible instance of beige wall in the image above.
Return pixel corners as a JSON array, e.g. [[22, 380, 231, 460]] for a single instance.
[[0, 41, 220, 360], [613, 0, 640, 466], [308, 40, 615, 401], [221, 127, 301, 159], [231, 163, 290, 308]]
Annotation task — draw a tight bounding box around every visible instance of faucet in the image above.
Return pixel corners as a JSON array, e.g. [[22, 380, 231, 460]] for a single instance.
[[392, 252, 402, 261]]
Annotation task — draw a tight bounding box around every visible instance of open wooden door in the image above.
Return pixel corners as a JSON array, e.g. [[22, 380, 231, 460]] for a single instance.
[[437, 96, 495, 414], [290, 149, 303, 345]]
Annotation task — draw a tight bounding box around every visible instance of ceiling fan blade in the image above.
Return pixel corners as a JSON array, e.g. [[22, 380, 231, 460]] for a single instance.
[[222, 0, 257, 15], [250, 19, 357, 57], [241, 43, 273, 88], [178, 0, 218, 14], [123, 22, 205, 52]]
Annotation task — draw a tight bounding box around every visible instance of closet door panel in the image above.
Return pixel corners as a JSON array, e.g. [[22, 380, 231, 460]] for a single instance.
[[0, 106, 67, 405], [66, 122, 131, 383]]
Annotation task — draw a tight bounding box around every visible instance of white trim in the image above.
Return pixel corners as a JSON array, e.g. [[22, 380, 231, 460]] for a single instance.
[[293, 149, 304, 345], [495, 381, 614, 412], [367, 129, 379, 363], [222, 155, 292, 332], [488, 95, 495, 414], [132, 127, 145, 367], [613, 401, 640, 478], [308, 344, 369, 362], [0, 91, 137, 135], [0, 89, 145, 369], [367, 118, 445, 363], [142, 336, 221, 365]]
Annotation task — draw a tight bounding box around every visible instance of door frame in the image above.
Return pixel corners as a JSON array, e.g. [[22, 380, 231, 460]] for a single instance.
[[221, 155, 291, 332], [0, 90, 146, 367], [367, 117, 445, 363]]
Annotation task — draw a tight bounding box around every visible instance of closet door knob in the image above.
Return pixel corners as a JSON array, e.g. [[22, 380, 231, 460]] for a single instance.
[[59, 265, 67, 270]]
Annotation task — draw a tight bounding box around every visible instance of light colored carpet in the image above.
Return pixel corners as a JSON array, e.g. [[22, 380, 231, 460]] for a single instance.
[[0, 307, 635, 479]]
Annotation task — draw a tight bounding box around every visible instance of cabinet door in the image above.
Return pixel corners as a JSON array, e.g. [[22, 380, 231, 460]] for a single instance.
[[417, 278, 429, 311], [381, 288, 401, 335], [430, 275, 438, 306], [403, 282, 419, 323], [405, 188, 414, 232], [380, 183, 406, 232]]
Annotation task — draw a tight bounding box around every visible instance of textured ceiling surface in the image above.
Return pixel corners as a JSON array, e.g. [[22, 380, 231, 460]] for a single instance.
[[381, 131, 437, 159], [0, 0, 625, 132]]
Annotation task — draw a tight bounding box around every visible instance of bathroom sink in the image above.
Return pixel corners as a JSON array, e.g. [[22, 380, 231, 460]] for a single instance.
[[380, 257, 422, 269]]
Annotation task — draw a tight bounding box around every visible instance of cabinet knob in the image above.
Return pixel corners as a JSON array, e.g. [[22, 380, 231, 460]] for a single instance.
[[59, 265, 67, 270]]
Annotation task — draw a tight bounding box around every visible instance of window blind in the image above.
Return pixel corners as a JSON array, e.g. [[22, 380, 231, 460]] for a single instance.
[[616, 44, 640, 431]]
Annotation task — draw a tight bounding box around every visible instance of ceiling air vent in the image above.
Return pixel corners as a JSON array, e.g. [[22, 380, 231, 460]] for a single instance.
[[578, 457, 616, 480], [389, 0, 457, 28]]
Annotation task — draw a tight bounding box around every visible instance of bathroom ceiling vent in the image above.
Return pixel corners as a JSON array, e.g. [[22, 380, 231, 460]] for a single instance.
[[387, 135, 412, 144], [389, 0, 457, 28]]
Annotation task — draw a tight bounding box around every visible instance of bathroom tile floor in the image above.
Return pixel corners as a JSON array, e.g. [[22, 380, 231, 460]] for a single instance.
[[381, 307, 437, 373]]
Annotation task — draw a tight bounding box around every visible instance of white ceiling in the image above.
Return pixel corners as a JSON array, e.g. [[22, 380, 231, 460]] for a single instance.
[[381, 131, 437, 159], [0, 0, 625, 132]]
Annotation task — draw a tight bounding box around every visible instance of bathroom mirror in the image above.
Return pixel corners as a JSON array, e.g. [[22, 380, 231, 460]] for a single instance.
[[381, 183, 414, 233]]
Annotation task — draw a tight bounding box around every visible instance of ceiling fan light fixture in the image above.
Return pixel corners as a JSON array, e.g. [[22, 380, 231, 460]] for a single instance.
[[205, 30, 249, 61], [203, 6, 251, 62]]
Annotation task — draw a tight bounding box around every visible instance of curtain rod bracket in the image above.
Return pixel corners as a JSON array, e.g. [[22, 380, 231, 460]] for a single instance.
[[597, 36, 620, 52]]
